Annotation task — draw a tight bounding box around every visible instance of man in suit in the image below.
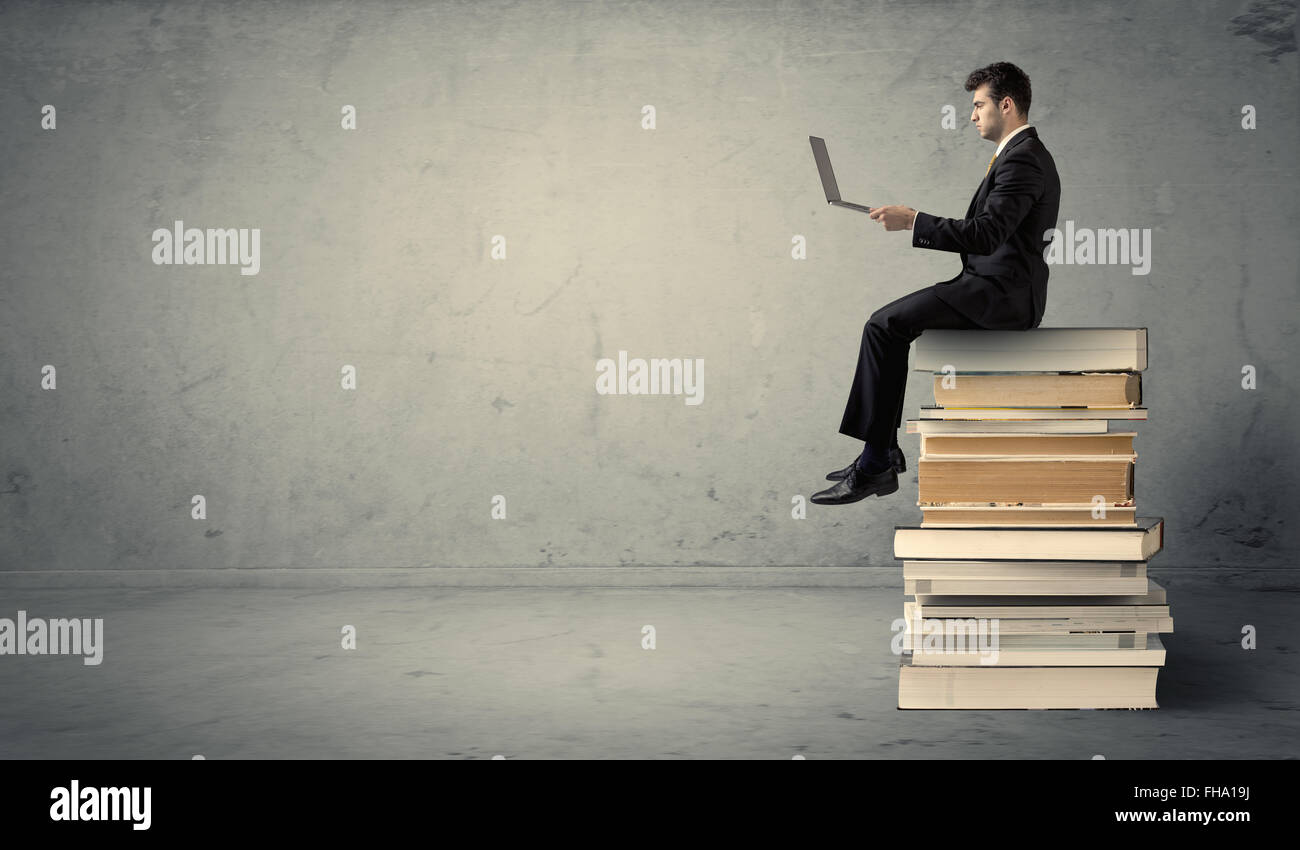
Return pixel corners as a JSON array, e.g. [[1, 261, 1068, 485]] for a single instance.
[[812, 61, 1061, 506]]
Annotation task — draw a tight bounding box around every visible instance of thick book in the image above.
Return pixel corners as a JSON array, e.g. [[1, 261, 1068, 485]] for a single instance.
[[894, 517, 1164, 561], [917, 458, 1135, 505], [912, 578, 1166, 607], [904, 566, 1148, 595], [898, 660, 1160, 708], [907, 633, 1166, 667], [906, 419, 1110, 434], [918, 405, 1147, 420], [920, 432, 1136, 457], [903, 560, 1151, 598], [903, 560, 1148, 578], [907, 574, 1145, 593], [920, 505, 1137, 527], [914, 328, 1148, 372], [933, 372, 1142, 408], [901, 620, 1159, 643], [902, 609, 1175, 635]]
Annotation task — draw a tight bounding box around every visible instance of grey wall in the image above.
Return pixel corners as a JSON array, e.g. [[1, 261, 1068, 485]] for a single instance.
[[1, 0, 1296, 573]]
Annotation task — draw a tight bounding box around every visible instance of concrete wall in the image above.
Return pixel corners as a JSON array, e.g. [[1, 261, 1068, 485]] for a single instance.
[[1, 0, 1296, 574]]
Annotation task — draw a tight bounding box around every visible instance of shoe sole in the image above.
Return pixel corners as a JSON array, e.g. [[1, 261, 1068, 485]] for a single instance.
[[811, 478, 900, 504]]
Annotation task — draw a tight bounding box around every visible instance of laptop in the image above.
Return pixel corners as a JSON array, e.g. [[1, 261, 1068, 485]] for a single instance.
[[809, 136, 873, 214]]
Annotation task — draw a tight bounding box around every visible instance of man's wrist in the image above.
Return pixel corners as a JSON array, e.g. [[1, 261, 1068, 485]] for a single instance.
[[907, 209, 918, 230]]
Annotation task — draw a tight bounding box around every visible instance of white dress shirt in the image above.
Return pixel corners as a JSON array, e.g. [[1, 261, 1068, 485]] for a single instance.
[[994, 122, 1034, 157]]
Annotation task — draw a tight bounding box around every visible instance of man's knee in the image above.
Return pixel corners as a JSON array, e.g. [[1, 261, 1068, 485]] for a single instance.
[[867, 304, 898, 336]]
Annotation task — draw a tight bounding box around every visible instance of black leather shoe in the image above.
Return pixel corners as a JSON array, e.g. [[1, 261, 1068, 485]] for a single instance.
[[826, 446, 906, 480], [811, 464, 899, 505]]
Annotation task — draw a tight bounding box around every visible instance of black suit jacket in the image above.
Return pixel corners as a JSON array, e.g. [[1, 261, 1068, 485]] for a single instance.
[[911, 126, 1061, 329]]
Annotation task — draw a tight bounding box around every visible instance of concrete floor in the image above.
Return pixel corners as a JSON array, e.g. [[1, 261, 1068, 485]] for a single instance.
[[1, 574, 1296, 759]]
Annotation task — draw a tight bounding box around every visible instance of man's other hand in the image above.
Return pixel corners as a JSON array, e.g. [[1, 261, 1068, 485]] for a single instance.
[[868, 205, 918, 231]]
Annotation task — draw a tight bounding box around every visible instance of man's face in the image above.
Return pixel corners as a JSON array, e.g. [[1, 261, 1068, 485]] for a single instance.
[[970, 84, 1005, 140]]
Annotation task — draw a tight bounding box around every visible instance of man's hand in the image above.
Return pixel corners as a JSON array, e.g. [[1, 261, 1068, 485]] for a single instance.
[[868, 205, 917, 232]]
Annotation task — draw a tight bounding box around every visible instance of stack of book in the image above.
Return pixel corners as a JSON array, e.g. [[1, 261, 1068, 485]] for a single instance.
[[894, 328, 1171, 709]]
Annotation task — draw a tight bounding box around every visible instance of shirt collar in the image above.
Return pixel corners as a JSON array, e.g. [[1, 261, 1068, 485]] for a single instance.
[[995, 123, 1034, 157]]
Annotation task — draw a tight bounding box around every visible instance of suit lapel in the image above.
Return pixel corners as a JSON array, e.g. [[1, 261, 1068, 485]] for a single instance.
[[966, 126, 1038, 217]]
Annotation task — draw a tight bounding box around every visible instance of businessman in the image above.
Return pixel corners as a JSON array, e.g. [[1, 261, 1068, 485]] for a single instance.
[[812, 61, 1061, 506]]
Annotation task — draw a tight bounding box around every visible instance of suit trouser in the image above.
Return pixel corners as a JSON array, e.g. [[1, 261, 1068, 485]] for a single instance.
[[838, 283, 981, 450]]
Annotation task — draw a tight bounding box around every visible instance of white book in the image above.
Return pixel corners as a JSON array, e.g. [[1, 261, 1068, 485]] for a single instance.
[[903, 560, 1148, 577], [906, 599, 1171, 620], [914, 328, 1148, 372], [893, 517, 1164, 561], [906, 576, 1148, 594], [907, 633, 1166, 667], [903, 600, 1175, 634], [918, 405, 1148, 420], [912, 578, 1166, 607], [906, 419, 1110, 434], [898, 661, 1160, 708]]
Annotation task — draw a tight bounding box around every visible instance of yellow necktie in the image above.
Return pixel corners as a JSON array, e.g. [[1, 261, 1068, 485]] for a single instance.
[[985, 154, 996, 176]]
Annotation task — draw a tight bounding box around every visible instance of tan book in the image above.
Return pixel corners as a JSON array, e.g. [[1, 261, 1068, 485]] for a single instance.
[[908, 634, 1165, 667], [918, 458, 1135, 505], [912, 578, 1166, 608], [933, 372, 1141, 408], [903, 629, 1155, 648], [905, 574, 1147, 595], [919, 405, 1147, 420], [904, 614, 1175, 635], [906, 600, 1174, 634], [903, 560, 1148, 578], [920, 505, 1137, 527], [920, 432, 1135, 457], [914, 328, 1148, 372], [893, 517, 1164, 561], [907, 419, 1110, 434], [898, 660, 1160, 708]]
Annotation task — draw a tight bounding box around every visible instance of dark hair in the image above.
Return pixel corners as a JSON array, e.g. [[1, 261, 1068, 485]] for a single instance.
[[965, 62, 1031, 118]]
